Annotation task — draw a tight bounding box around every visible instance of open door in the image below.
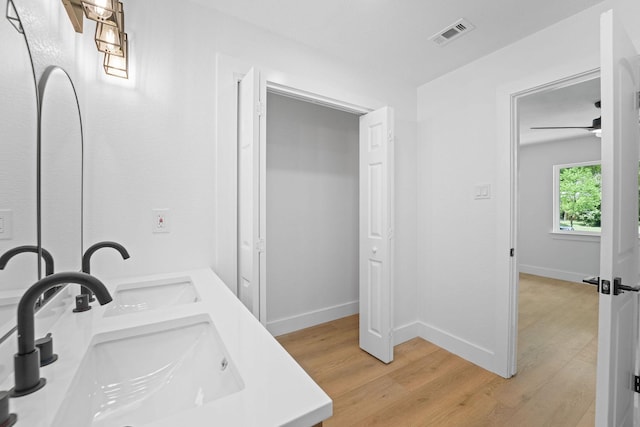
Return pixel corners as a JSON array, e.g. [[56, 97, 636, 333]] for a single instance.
[[596, 10, 640, 426], [237, 68, 266, 323], [359, 106, 395, 363]]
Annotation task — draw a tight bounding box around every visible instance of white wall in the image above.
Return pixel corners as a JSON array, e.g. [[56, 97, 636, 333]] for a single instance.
[[80, 0, 218, 279], [416, 2, 614, 376], [265, 93, 359, 335], [77, 0, 418, 337], [614, 0, 640, 52], [0, 10, 38, 291], [518, 136, 601, 282]]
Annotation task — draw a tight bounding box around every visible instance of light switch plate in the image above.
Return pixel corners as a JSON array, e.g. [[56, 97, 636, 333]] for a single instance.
[[474, 184, 491, 200], [152, 208, 171, 233], [0, 209, 13, 240]]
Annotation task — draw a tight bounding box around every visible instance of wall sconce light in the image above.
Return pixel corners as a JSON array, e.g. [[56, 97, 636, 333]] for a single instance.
[[61, 0, 130, 79], [104, 33, 128, 79], [95, 3, 124, 55], [80, 0, 118, 26], [95, 22, 122, 55]]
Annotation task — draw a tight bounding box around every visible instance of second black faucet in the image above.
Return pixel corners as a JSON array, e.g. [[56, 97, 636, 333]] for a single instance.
[[75, 241, 129, 311]]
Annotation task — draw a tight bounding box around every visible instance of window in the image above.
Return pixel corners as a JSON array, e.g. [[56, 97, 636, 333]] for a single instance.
[[553, 161, 640, 234], [553, 162, 601, 233]]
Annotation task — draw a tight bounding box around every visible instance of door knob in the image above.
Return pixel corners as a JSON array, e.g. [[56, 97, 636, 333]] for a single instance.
[[372, 247, 378, 254], [582, 276, 640, 295], [613, 277, 640, 294]]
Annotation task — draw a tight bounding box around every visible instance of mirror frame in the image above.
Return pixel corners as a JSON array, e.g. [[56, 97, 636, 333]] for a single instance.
[[36, 65, 85, 282]]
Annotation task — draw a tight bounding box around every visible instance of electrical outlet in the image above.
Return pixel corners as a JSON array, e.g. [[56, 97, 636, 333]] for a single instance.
[[0, 210, 12, 240], [152, 208, 171, 233]]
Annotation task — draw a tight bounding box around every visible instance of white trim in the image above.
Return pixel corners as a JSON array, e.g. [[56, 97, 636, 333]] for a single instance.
[[268, 301, 359, 337], [519, 264, 595, 283], [266, 82, 372, 115], [258, 71, 267, 326], [216, 53, 390, 345], [549, 230, 601, 241], [393, 322, 420, 346], [416, 322, 497, 372], [500, 68, 601, 378]]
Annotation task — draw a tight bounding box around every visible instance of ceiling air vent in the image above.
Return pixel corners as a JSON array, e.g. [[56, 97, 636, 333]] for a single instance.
[[429, 18, 475, 46]]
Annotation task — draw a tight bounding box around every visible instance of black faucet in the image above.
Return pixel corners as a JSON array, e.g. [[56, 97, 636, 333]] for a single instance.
[[79, 241, 129, 305], [12, 271, 112, 397], [0, 246, 57, 302], [0, 246, 54, 276]]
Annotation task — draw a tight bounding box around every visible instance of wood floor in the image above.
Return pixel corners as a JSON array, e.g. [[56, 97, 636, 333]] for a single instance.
[[276, 274, 598, 426]]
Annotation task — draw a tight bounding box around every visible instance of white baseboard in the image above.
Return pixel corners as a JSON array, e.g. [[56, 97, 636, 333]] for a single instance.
[[393, 322, 420, 346], [519, 264, 587, 284], [268, 300, 359, 337], [416, 321, 497, 374]]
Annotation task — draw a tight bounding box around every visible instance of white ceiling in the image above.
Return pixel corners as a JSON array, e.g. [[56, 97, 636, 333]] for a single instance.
[[194, 0, 604, 86], [519, 77, 601, 144]]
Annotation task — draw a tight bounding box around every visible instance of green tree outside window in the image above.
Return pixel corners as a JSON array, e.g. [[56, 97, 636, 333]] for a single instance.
[[559, 165, 601, 229], [557, 162, 640, 233]]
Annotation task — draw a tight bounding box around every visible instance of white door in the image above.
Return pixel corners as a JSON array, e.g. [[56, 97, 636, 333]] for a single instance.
[[237, 68, 266, 323], [359, 106, 395, 363], [596, 9, 640, 427]]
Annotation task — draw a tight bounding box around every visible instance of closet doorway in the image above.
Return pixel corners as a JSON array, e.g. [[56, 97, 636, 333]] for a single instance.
[[236, 68, 395, 362], [265, 92, 360, 337]]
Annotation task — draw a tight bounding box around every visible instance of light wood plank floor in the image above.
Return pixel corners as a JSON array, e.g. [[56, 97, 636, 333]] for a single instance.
[[277, 274, 598, 426]]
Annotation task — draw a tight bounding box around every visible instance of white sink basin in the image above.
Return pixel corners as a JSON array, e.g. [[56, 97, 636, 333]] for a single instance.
[[52, 315, 244, 427], [103, 277, 199, 317]]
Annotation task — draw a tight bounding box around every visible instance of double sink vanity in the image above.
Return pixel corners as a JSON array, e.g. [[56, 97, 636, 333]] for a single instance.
[[0, 269, 331, 426]]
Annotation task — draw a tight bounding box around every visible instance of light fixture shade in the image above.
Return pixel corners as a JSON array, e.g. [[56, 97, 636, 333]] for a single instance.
[[104, 33, 128, 79], [95, 22, 123, 55], [81, 0, 118, 25]]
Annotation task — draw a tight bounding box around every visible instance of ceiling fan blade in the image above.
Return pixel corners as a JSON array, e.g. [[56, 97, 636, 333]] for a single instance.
[[531, 117, 600, 131], [530, 126, 594, 130]]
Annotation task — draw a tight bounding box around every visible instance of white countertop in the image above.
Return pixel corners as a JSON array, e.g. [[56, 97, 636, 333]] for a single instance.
[[0, 268, 332, 426]]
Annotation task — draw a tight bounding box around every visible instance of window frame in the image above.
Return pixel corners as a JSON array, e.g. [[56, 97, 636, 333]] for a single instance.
[[552, 160, 602, 236]]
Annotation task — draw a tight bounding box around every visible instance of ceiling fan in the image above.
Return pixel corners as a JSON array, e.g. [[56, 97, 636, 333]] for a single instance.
[[530, 101, 601, 135]]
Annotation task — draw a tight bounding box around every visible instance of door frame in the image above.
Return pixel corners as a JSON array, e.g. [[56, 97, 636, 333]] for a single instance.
[[502, 67, 600, 377], [215, 53, 387, 328]]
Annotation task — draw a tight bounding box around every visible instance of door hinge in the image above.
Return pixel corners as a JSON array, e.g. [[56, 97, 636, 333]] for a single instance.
[[510, 248, 515, 257], [387, 132, 394, 144], [256, 102, 265, 117], [388, 227, 394, 240], [255, 239, 265, 253], [635, 375, 640, 393]]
